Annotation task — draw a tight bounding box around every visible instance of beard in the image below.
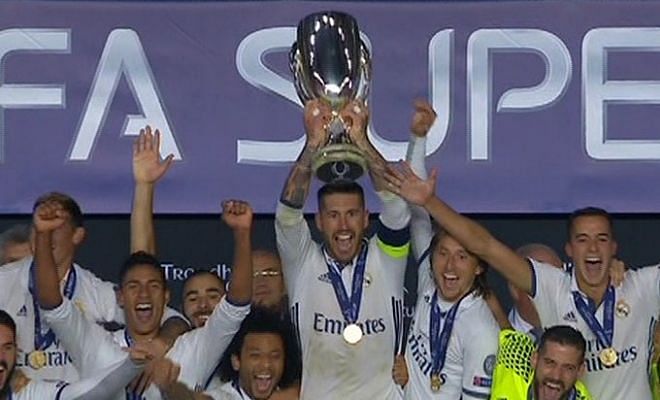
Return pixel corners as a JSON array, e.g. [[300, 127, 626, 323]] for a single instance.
[[0, 360, 14, 399]]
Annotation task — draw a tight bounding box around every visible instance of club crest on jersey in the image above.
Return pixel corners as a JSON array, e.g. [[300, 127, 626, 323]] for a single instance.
[[562, 311, 578, 322]]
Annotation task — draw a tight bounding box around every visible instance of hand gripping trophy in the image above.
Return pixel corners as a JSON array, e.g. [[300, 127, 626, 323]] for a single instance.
[[290, 11, 371, 182]]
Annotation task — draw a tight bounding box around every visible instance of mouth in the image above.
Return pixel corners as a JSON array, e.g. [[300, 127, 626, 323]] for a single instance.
[[193, 312, 211, 327], [538, 380, 564, 400], [135, 303, 154, 322], [583, 256, 603, 273], [253, 373, 274, 394], [334, 232, 354, 253], [442, 273, 459, 289]]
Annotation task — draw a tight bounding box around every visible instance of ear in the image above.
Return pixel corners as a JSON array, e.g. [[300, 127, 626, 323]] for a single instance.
[[164, 288, 171, 305], [578, 359, 586, 379], [315, 212, 322, 232], [611, 239, 618, 256], [475, 262, 484, 276], [531, 350, 539, 369], [231, 354, 240, 372], [564, 241, 573, 260], [117, 288, 125, 308], [72, 227, 86, 246], [362, 208, 369, 229]]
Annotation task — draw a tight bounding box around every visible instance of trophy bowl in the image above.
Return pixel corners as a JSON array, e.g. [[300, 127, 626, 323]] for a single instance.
[[290, 11, 371, 182]]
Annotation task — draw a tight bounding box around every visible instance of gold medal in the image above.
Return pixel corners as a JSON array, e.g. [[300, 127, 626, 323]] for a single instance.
[[615, 299, 630, 318], [27, 350, 47, 370], [599, 347, 618, 367], [430, 374, 442, 392], [342, 324, 363, 345]]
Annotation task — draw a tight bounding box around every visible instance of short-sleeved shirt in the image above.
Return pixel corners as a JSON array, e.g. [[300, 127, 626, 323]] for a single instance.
[[531, 259, 660, 400], [275, 203, 410, 400]]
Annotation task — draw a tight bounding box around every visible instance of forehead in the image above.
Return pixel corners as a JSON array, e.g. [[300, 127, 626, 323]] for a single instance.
[[435, 235, 468, 252], [123, 264, 164, 284], [570, 215, 612, 236], [539, 341, 582, 365], [242, 332, 284, 351], [252, 253, 281, 271], [184, 274, 222, 293], [320, 193, 364, 210]]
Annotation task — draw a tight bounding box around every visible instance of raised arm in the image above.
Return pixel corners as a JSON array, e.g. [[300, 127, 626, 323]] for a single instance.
[[222, 200, 253, 305], [131, 125, 174, 254], [385, 163, 533, 294], [341, 100, 389, 191], [33, 201, 67, 309], [405, 100, 437, 260], [279, 99, 331, 209]]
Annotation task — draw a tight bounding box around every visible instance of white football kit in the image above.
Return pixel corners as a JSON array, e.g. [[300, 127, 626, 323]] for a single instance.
[[44, 294, 250, 400], [404, 133, 498, 400], [10, 355, 140, 400], [0, 257, 184, 382], [204, 380, 251, 400], [275, 193, 410, 400], [531, 259, 660, 400]]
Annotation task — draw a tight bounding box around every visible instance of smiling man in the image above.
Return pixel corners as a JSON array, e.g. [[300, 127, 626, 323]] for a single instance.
[[490, 326, 591, 400], [275, 99, 410, 400], [385, 162, 660, 400]]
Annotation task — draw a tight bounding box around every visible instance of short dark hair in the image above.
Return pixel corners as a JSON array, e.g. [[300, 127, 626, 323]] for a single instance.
[[33, 192, 84, 228], [218, 307, 301, 388], [317, 180, 365, 210], [182, 270, 225, 297], [538, 325, 586, 362], [428, 230, 490, 298], [567, 207, 613, 238], [0, 310, 16, 339], [119, 251, 165, 286]]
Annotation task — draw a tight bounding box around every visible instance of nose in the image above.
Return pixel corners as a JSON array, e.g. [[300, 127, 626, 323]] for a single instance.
[[338, 215, 348, 230], [199, 296, 210, 310], [587, 239, 598, 252]]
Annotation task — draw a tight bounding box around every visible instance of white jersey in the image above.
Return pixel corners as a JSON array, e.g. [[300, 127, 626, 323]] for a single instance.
[[275, 201, 410, 400], [45, 293, 249, 400], [12, 355, 140, 400], [204, 380, 251, 400], [0, 257, 185, 383], [531, 259, 660, 400], [0, 257, 118, 382]]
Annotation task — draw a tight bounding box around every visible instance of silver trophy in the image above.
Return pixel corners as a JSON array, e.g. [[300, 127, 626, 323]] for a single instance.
[[290, 11, 371, 182]]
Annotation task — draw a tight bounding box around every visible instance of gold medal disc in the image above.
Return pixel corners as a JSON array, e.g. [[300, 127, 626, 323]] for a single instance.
[[28, 350, 47, 370], [342, 324, 363, 345], [430, 374, 442, 392], [599, 347, 618, 367]]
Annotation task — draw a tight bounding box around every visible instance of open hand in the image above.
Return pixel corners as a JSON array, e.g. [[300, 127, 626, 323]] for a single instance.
[[133, 125, 174, 185]]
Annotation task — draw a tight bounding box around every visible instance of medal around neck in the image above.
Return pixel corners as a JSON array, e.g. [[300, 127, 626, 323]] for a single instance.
[[343, 323, 363, 345], [430, 374, 442, 392], [599, 347, 618, 367], [28, 350, 47, 370]]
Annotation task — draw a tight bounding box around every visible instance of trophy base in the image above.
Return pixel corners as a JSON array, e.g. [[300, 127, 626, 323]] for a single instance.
[[313, 144, 367, 183]]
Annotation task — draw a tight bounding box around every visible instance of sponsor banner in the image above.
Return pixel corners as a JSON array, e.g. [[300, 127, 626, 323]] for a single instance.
[[2, 1, 660, 213]]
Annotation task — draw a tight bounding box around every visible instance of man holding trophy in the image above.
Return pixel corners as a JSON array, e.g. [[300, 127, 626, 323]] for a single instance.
[[275, 11, 413, 400]]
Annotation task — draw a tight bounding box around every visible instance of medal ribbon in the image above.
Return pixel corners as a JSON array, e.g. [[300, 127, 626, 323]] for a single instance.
[[571, 286, 615, 350], [429, 291, 465, 377], [323, 240, 368, 325], [28, 262, 77, 351]]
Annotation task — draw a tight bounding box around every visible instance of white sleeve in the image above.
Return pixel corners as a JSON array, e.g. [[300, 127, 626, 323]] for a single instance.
[[167, 296, 250, 388], [89, 275, 120, 323], [42, 298, 127, 378], [275, 202, 316, 295], [404, 134, 434, 293], [459, 311, 498, 400], [529, 259, 567, 327]]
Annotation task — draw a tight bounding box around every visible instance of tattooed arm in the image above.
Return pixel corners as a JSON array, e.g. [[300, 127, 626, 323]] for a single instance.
[[279, 99, 331, 208]]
